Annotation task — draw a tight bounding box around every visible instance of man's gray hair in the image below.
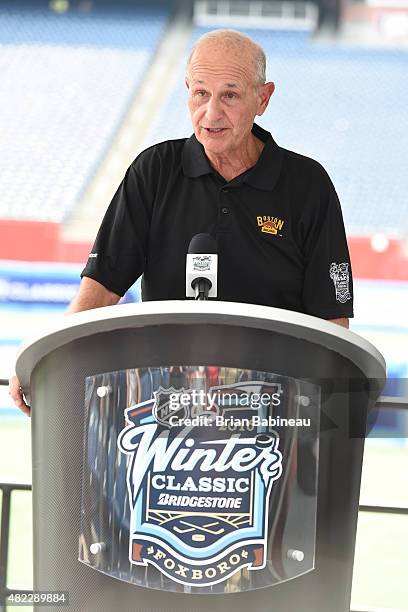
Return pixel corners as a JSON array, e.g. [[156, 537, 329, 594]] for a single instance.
[[186, 29, 266, 86]]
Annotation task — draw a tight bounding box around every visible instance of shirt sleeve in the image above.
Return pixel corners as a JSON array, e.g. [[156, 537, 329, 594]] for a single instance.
[[81, 153, 154, 297], [301, 173, 354, 319]]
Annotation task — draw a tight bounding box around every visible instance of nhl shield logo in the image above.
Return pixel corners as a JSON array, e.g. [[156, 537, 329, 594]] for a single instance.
[[152, 386, 189, 427], [117, 384, 283, 587]]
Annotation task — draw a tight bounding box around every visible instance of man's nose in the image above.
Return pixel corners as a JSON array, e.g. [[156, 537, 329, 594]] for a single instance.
[[205, 96, 223, 122]]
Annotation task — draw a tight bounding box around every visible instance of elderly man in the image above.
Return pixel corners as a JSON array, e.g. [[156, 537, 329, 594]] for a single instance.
[[10, 29, 353, 414]]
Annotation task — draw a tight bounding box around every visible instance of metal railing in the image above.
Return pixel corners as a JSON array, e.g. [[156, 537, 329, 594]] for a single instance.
[[0, 378, 33, 610], [358, 396, 408, 517], [0, 483, 32, 610], [0, 379, 407, 611]]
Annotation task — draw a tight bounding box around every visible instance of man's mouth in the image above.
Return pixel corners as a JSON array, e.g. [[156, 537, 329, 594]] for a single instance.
[[203, 127, 226, 133]]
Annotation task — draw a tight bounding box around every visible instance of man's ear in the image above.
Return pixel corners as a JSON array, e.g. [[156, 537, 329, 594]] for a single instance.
[[256, 81, 275, 116]]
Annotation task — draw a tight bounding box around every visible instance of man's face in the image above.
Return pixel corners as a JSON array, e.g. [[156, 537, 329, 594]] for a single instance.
[[186, 43, 271, 157]]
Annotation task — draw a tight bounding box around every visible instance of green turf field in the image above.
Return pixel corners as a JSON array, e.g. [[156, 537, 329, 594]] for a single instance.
[[353, 443, 408, 610], [1, 418, 407, 610]]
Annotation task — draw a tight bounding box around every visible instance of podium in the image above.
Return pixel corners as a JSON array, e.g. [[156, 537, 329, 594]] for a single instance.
[[16, 301, 386, 612]]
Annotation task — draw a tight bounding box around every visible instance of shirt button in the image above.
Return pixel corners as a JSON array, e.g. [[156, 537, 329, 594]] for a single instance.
[[221, 207, 229, 214]]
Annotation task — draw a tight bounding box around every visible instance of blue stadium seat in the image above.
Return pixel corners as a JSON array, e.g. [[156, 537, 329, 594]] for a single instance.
[[0, 2, 170, 222]]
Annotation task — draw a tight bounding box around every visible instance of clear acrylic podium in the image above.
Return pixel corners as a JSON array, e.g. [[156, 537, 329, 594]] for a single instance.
[[16, 301, 386, 612]]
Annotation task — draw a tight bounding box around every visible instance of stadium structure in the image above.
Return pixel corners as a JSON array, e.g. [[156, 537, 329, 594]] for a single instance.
[[0, 1, 407, 610]]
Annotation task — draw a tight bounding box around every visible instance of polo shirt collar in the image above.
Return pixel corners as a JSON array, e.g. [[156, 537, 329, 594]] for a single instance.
[[182, 132, 213, 177], [182, 122, 284, 191]]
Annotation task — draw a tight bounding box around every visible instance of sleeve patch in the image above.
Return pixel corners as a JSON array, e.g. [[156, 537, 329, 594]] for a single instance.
[[329, 262, 352, 303]]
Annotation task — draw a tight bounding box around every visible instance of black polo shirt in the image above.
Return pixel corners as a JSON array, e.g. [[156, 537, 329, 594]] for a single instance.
[[81, 123, 353, 319]]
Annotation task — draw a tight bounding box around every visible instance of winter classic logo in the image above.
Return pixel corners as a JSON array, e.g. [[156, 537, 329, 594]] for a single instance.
[[192, 255, 212, 272], [330, 262, 351, 303], [117, 383, 283, 587]]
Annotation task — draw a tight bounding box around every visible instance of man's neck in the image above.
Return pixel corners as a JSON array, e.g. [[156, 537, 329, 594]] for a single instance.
[[205, 133, 265, 182]]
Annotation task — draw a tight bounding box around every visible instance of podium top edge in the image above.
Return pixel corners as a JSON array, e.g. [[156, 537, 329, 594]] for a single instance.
[[15, 300, 386, 390]]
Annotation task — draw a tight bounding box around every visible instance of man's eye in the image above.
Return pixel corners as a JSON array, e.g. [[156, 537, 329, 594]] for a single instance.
[[224, 92, 237, 99], [194, 90, 207, 97]]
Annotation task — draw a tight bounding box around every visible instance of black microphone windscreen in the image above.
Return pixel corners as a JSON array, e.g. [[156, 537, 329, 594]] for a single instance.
[[188, 233, 217, 254]]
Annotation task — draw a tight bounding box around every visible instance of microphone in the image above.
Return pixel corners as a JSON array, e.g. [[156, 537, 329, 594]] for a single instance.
[[186, 234, 218, 300]]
